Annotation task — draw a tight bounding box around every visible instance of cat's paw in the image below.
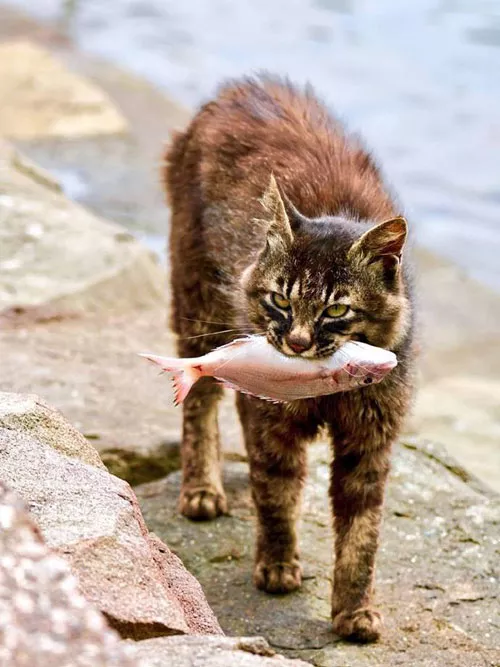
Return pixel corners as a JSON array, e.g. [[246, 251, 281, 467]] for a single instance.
[[332, 607, 382, 643], [254, 559, 302, 594], [179, 487, 228, 521]]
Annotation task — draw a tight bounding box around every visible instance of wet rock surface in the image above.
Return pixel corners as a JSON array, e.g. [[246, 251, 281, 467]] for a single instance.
[[0, 407, 221, 639], [136, 441, 500, 666]]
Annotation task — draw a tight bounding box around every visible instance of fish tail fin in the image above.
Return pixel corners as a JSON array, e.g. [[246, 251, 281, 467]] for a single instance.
[[138, 353, 202, 405]]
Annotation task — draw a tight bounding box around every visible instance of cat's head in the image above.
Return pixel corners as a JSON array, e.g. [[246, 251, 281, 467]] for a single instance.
[[242, 176, 411, 358]]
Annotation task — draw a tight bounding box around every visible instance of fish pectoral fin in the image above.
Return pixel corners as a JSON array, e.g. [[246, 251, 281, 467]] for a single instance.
[[171, 365, 201, 406]]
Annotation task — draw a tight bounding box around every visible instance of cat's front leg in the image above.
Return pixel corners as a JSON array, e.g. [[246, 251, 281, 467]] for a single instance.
[[237, 394, 316, 594], [327, 389, 406, 643], [179, 376, 227, 520]]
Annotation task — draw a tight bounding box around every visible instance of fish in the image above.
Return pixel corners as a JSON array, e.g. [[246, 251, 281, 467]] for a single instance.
[[139, 335, 397, 405]]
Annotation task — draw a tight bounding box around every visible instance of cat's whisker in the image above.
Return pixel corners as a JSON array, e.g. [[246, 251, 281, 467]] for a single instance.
[[180, 316, 246, 327], [180, 328, 252, 340]]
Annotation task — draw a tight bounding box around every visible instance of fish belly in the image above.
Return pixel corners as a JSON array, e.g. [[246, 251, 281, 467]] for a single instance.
[[214, 365, 358, 402]]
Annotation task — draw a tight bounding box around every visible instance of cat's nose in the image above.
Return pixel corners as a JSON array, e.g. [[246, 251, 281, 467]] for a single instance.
[[286, 333, 312, 354]]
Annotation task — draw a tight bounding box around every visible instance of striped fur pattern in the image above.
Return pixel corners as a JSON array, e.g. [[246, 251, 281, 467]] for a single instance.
[[164, 75, 416, 643]]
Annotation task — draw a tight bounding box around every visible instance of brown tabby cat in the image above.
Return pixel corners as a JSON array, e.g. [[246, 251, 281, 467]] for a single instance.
[[164, 75, 415, 643]]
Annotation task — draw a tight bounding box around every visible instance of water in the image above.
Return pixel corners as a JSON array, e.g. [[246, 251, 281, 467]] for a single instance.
[[8, 0, 500, 289]]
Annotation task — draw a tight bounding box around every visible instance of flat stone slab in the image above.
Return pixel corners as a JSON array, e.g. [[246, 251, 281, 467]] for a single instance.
[[130, 636, 310, 666], [136, 441, 500, 666], [0, 141, 164, 317], [0, 40, 127, 139]]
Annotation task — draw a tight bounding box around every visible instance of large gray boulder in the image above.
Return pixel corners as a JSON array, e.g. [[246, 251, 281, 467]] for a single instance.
[[0, 481, 136, 667], [0, 399, 222, 639], [1, 479, 305, 667]]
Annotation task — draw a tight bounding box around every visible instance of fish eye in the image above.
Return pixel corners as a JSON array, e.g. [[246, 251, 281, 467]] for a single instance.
[[324, 303, 349, 318], [271, 293, 291, 310]]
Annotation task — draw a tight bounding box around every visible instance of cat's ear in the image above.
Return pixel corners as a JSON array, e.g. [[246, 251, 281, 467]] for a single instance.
[[259, 174, 294, 249], [348, 217, 407, 274]]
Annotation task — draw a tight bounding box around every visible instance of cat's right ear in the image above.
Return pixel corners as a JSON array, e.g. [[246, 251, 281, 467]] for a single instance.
[[259, 174, 294, 250]]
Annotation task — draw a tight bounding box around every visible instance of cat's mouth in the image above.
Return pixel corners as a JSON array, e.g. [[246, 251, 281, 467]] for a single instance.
[[266, 330, 339, 360]]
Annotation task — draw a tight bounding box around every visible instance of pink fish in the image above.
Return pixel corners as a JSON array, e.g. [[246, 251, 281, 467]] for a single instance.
[[139, 335, 397, 405]]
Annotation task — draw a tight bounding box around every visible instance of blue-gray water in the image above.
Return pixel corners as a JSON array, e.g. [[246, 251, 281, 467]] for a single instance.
[[9, 0, 500, 289]]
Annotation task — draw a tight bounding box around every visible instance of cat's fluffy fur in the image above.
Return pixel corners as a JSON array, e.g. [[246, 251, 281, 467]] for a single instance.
[[164, 74, 416, 643]]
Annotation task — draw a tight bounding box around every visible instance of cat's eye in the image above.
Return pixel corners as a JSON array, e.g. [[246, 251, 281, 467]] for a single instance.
[[271, 293, 291, 310], [324, 303, 349, 318]]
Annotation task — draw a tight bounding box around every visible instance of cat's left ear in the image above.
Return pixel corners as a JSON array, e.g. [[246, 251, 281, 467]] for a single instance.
[[259, 174, 294, 249], [348, 217, 408, 272]]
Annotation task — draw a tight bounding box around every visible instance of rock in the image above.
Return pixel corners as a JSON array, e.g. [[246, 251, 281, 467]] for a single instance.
[[0, 437, 306, 667], [0, 141, 164, 318], [0, 481, 136, 667], [0, 27, 189, 245], [0, 40, 128, 139], [20, 51, 190, 240], [129, 635, 310, 666], [0, 426, 222, 639], [0, 391, 104, 469], [136, 441, 500, 666]]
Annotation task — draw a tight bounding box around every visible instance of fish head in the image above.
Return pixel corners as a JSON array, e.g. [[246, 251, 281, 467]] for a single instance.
[[342, 355, 398, 390]]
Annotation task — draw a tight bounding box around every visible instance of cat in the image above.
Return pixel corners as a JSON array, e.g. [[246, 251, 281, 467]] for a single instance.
[[164, 74, 415, 643]]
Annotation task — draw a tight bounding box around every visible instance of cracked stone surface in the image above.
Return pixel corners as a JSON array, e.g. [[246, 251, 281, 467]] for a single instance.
[[129, 636, 310, 666], [136, 441, 500, 666]]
